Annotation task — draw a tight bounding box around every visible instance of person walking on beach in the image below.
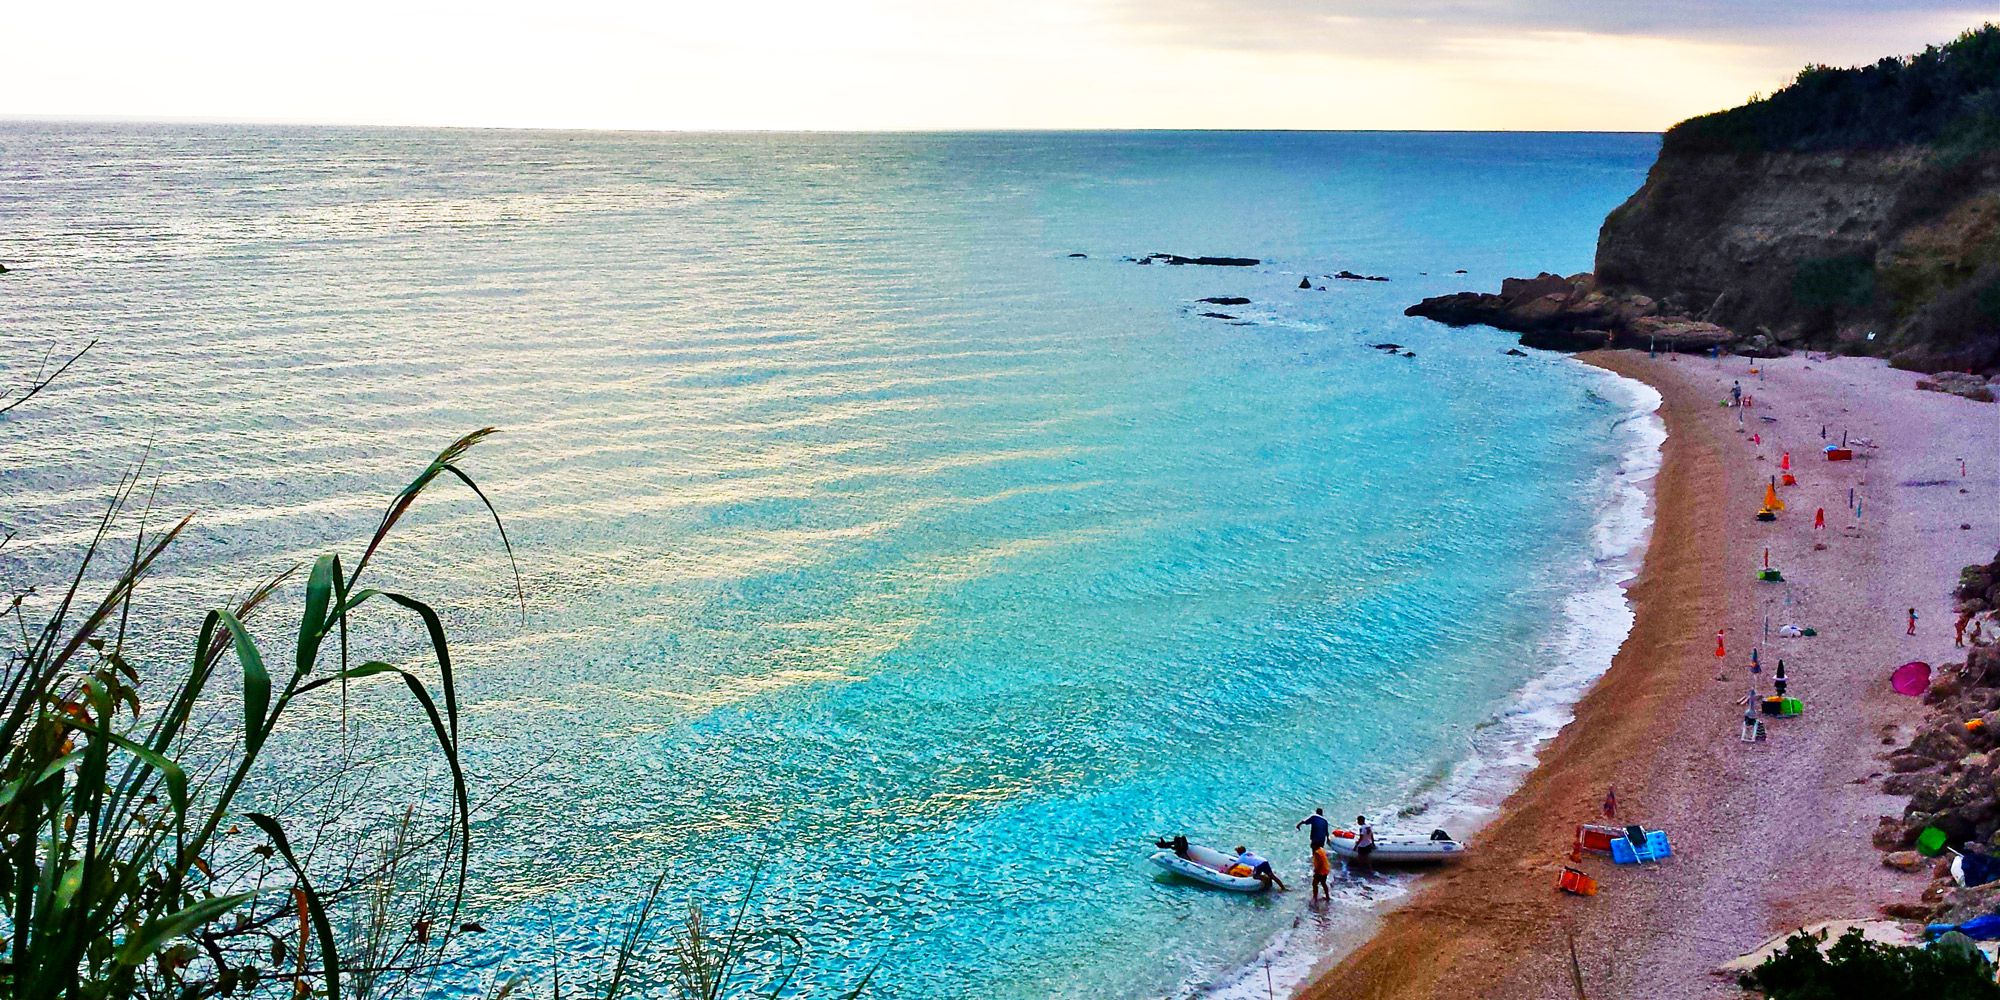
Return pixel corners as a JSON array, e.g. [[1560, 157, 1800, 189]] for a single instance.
[[1351, 816, 1377, 875], [1731, 381, 1742, 407], [1910, 607, 1920, 636], [1296, 807, 1330, 850]]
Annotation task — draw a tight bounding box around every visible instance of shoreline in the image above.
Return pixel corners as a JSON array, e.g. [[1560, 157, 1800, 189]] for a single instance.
[[1296, 349, 2000, 998], [1207, 356, 1667, 1000]]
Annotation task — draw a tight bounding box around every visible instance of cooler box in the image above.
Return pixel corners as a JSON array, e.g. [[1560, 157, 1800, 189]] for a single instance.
[[1780, 697, 1803, 717], [1761, 697, 1784, 716], [1826, 448, 1853, 461]]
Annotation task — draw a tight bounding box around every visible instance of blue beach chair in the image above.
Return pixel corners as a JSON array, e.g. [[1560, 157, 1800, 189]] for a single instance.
[[1609, 825, 1672, 864]]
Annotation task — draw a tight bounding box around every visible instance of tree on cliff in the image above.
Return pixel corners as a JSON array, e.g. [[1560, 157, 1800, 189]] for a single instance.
[[1670, 24, 2000, 155]]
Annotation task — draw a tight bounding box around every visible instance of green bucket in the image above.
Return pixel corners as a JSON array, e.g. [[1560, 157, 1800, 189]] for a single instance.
[[1918, 827, 1949, 856]]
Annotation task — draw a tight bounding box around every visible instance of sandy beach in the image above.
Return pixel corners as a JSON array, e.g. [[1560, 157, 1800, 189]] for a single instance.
[[1299, 350, 2000, 999]]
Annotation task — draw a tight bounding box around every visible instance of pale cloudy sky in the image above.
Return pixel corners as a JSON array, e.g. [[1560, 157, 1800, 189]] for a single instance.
[[6, 1, 1995, 130]]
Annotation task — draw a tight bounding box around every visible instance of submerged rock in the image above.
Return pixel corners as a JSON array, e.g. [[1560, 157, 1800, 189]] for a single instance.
[[1505, 348, 1528, 356], [1335, 270, 1390, 282], [1068, 252, 1088, 258], [1146, 253, 1260, 267], [1199, 312, 1237, 320], [1299, 277, 1312, 289], [1199, 296, 1252, 305]]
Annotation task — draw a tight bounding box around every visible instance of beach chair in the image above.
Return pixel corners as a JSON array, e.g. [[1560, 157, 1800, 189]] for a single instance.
[[1610, 825, 1671, 864]]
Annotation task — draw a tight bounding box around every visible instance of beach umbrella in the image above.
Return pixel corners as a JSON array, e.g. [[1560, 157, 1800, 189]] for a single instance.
[[1891, 661, 1932, 697], [1763, 482, 1785, 510], [1780, 451, 1791, 471]]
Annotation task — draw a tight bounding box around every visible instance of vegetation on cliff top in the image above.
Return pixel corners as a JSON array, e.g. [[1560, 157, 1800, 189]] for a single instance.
[[1667, 24, 2000, 155]]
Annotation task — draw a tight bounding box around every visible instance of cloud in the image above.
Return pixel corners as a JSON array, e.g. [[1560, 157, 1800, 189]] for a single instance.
[[1108, 0, 1994, 53]]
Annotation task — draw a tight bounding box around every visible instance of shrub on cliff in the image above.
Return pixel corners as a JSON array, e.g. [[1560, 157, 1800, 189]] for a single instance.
[[1739, 927, 2000, 999], [1668, 24, 2000, 155]]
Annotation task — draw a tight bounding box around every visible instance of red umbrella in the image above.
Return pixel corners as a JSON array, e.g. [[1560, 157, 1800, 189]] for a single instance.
[[1891, 661, 1932, 697]]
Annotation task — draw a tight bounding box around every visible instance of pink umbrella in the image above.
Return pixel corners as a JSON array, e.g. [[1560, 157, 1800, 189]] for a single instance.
[[1891, 661, 1932, 697]]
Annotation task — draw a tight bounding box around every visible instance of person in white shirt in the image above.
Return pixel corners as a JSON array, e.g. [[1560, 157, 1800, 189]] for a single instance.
[[1352, 816, 1377, 874]]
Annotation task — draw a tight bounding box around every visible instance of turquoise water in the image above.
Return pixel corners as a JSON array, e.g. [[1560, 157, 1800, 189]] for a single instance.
[[0, 126, 1660, 997]]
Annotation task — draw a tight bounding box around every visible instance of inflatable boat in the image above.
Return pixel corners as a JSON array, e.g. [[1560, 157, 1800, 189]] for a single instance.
[[1149, 843, 1270, 892], [1327, 829, 1466, 863]]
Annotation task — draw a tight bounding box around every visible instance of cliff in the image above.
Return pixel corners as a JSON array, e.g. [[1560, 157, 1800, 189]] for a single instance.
[[1412, 26, 2000, 374], [1596, 141, 2000, 371]]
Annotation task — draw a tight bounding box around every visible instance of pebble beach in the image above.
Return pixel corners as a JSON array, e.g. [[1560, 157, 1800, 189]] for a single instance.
[[1299, 350, 2000, 999]]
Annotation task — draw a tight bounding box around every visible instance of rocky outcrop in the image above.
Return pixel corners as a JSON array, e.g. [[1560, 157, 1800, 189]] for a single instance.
[[1874, 550, 2000, 919], [1199, 296, 1251, 306], [1406, 271, 1734, 354], [1915, 371, 1997, 402], [1333, 271, 1389, 282]]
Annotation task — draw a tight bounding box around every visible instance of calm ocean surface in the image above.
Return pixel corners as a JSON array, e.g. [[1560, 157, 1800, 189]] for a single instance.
[[0, 125, 1661, 998]]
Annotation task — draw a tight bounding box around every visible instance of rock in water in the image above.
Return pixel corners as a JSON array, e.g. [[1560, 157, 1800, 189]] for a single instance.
[[1145, 253, 1260, 267], [1335, 270, 1390, 282], [1067, 253, 1088, 258], [1299, 277, 1312, 289], [1199, 296, 1252, 305]]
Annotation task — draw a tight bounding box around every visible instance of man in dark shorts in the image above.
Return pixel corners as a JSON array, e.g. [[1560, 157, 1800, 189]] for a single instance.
[[1296, 807, 1330, 850], [1352, 815, 1377, 874]]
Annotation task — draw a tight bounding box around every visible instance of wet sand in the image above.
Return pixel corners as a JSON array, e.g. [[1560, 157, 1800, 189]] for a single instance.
[[1297, 351, 2000, 999]]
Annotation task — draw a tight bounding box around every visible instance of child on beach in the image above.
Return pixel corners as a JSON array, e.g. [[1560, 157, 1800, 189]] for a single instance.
[[1910, 608, 1920, 636]]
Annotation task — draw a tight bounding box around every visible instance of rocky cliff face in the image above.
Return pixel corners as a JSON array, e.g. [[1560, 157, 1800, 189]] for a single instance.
[[1594, 147, 2000, 372], [1407, 27, 2000, 374]]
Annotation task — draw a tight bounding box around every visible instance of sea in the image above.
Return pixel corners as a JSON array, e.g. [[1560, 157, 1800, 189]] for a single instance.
[[0, 124, 1664, 999]]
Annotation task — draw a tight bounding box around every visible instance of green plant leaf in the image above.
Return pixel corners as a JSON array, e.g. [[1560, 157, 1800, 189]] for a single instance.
[[216, 610, 270, 756], [113, 891, 254, 968], [297, 554, 337, 675], [70, 722, 189, 819], [245, 812, 341, 1000]]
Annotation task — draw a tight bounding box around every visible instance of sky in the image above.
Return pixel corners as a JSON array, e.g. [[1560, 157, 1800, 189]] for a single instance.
[[5, 1, 1997, 130]]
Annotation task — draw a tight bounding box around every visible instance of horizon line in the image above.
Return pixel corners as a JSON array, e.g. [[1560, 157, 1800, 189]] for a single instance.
[[0, 114, 1667, 137]]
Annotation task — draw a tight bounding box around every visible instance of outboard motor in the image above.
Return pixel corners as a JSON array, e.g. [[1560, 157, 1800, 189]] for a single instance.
[[1429, 828, 1453, 842]]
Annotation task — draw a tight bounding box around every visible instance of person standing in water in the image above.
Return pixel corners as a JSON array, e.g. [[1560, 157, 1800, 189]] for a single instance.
[[1296, 807, 1330, 851], [1351, 816, 1377, 875], [1310, 844, 1333, 900]]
